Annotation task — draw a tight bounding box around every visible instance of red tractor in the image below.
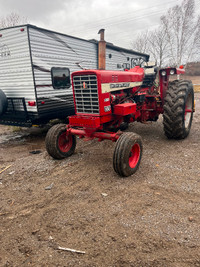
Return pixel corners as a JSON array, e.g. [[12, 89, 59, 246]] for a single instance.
[[45, 63, 194, 177]]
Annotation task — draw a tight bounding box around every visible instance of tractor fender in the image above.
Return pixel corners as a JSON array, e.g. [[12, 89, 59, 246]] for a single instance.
[[0, 89, 8, 116]]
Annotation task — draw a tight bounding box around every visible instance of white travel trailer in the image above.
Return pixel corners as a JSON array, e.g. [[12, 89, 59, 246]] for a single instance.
[[0, 24, 149, 126]]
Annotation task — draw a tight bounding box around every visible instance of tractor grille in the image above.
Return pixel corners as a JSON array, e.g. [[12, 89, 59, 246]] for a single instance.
[[73, 75, 99, 114]]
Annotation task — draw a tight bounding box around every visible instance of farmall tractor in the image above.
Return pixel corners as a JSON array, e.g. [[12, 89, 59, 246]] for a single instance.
[[45, 31, 194, 177]]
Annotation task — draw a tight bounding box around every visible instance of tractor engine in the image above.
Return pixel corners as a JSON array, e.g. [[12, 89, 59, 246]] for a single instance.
[[69, 65, 160, 131]]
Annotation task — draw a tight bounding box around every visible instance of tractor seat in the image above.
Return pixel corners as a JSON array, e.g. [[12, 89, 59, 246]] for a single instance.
[[142, 62, 158, 88]]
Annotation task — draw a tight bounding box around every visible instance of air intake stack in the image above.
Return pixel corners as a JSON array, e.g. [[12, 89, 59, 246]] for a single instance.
[[98, 29, 106, 70]]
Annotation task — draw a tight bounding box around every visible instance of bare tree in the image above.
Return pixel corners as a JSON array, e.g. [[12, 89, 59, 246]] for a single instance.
[[0, 12, 28, 29], [131, 0, 200, 67], [131, 27, 169, 67], [160, 0, 200, 66], [131, 30, 150, 54], [147, 27, 169, 68]]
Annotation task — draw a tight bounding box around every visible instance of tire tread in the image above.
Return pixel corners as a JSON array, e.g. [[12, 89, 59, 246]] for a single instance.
[[45, 124, 76, 159], [163, 79, 194, 139]]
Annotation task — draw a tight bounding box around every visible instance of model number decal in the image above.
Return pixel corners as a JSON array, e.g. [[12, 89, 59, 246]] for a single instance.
[[110, 83, 130, 89], [101, 81, 143, 93], [0, 44, 11, 58]]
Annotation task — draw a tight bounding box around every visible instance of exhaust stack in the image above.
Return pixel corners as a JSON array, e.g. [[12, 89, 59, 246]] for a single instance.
[[98, 29, 106, 70]]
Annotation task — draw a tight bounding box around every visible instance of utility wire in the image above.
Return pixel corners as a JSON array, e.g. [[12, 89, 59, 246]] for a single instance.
[[67, 9, 168, 36], [66, 0, 181, 35], [69, 0, 181, 30]]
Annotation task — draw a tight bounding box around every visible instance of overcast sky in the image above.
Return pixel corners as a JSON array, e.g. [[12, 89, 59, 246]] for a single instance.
[[0, 0, 199, 49]]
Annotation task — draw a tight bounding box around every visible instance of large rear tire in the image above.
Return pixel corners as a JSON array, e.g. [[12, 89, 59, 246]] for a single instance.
[[163, 80, 194, 139], [45, 123, 76, 159], [0, 89, 8, 116], [113, 132, 143, 177]]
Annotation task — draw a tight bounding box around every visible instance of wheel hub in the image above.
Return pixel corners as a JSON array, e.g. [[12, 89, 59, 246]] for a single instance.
[[58, 132, 72, 153], [129, 143, 140, 168]]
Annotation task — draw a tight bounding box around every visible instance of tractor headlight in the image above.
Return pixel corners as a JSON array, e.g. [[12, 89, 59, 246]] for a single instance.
[[161, 71, 167, 76], [104, 105, 111, 112], [170, 69, 175, 75]]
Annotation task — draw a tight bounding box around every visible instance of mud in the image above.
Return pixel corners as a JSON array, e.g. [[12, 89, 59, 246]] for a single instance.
[[0, 93, 200, 267]]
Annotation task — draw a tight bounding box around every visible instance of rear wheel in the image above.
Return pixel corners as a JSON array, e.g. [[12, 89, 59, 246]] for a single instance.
[[45, 123, 76, 159], [113, 132, 143, 177], [163, 80, 194, 139], [0, 89, 8, 116]]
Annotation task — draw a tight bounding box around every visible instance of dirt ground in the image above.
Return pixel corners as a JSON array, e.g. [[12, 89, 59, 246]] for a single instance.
[[0, 93, 200, 267], [172, 76, 200, 92], [184, 76, 200, 92], [181, 76, 200, 85]]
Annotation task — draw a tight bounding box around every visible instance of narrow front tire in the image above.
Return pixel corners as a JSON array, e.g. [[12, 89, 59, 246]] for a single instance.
[[113, 132, 143, 177], [45, 124, 76, 159]]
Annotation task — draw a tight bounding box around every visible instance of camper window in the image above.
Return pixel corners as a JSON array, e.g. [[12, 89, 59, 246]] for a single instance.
[[51, 67, 70, 89]]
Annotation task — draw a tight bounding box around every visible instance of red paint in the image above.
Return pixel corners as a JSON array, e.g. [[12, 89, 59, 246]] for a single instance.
[[68, 65, 185, 143], [184, 104, 192, 120], [28, 101, 36, 106], [58, 132, 73, 152], [114, 103, 136, 116], [159, 67, 185, 104], [69, 115, 101, 128], [129, 144, 140, 168], [67, 126, 121, 141]]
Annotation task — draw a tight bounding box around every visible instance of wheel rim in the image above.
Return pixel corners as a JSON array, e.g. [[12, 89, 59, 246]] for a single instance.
[[58, 132, 72, 153], [184, 92, 193, 129], [129, 143, 140, 168]]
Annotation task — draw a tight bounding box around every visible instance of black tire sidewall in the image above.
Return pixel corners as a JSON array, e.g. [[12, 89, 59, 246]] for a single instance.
[[163, 80, 194, 139], [45, 124, 76, 159], [182, 83, 194, 138], [113, 133, 143, 177], [0, 89, 8, 116]]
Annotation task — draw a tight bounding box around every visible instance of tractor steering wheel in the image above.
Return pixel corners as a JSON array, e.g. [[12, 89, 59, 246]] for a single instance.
[[131, 58, 145, 68]]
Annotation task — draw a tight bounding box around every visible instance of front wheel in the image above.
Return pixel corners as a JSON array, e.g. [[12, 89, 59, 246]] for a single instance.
[[113, 132, 143, 177], [45, 123, 76, 159]]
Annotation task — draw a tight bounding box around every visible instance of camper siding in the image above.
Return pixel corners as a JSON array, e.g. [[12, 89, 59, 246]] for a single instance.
[[28, 26, 98, 116], [0, 26, 36, 112], [106, 47, 147, 70], [0, 24, 150, 126]]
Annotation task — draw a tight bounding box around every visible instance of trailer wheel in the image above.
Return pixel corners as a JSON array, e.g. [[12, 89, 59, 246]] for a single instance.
[[0, 89, 8, 116], [45, 123, 76, 159], [163, 80, 194, 139], [113, 132, 143, 177]]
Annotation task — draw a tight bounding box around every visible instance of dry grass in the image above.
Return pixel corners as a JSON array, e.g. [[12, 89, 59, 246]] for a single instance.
[[181, 75, 200, 84], [194, 85, 200, 92], [171, 75, 200, 92]]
